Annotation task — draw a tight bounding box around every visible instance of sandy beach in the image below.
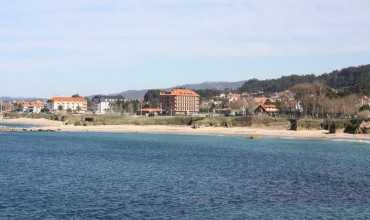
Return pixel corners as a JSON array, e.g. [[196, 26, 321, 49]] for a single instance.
[[1, 118, 369, 142]]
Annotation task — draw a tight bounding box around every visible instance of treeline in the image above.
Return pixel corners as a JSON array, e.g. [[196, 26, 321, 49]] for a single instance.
[[289, 83, 361, 118], [240, 64, 370, 96]]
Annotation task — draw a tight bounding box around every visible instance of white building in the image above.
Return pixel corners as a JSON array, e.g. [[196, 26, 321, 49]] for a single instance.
[[16, 100, 45, 113], [91, 95, 125, 114], [48, 96, 87, 112], [97, 101, 111, 114]]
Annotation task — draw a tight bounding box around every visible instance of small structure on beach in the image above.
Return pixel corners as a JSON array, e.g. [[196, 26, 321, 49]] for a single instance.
[[138, 108, 161, 116]]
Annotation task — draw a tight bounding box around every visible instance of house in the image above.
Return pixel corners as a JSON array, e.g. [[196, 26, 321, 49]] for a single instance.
[[22, 100, 45, 113], [255, 104, 279, 115], [218, 93, 226, 98], [227, 93, 241, 103], [48, 96, 87, 113], [361, 96, 370, 106], [160, 89, 200, 115], [91, 95, 126, 114], [250, 90, 265, 97], [254, 98, 279, 115], [138, 108, 161, 116], [14, 100, 45, 113]]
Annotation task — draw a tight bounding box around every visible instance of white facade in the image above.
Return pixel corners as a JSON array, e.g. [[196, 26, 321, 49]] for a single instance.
[[23, 106, 43, 113], [97, 101, 111, 114], [48, 97, 87, 112], [50, 103, 84, 111], [91, 95, 125, 114]]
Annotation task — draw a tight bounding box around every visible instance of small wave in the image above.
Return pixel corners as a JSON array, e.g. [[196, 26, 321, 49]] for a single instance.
[[331, 138, 370, 144]]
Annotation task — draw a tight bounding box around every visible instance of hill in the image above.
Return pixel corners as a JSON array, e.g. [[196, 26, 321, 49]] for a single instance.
[[177, 81, 246, 90], [110, 64, 370, 100], [116, 90, 148, 100], [240, 64, 370, 95], [117, 81, 246, 99]]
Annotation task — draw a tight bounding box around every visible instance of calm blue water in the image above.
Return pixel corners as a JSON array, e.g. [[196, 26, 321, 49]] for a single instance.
[[0, 123, 37, 129], [0, 132, 370, 219]]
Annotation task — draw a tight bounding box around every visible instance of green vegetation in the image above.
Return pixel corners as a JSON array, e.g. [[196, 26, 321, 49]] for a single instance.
[[10, 112, 366, 134], [296, 118, 322, 130], [344, 119, 363, 134], [143, 90, 161, 107], [240, 64, 370, 96], [195, 89, 222, 100], [4, 112, 294, 128], [110, 100, 141, 114], [240, 75, 317, 94], [359, 105, 370, 112]]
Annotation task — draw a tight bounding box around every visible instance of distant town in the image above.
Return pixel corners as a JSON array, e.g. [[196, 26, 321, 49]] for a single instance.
[[1, 86, 369, 118], [1, 64, 369, 134]]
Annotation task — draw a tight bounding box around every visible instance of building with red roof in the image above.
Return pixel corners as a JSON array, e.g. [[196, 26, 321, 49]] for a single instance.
[[160, 89, 200, 115], [48, 96, 87, 112]]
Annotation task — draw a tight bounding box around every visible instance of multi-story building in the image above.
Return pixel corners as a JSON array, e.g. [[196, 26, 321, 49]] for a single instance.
[[160, 89, 200, 115], [91, 95, 126, 114], [17, 100, 46, 113], [48, 96, 87, 113]]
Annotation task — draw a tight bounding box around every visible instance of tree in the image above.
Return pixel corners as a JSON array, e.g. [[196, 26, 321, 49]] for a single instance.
[[196, 89, 222, 101], [86, 99, 94, 111], [290, 82, 328, 117], [144, 90, 160, 107], [239, 64, 370, 96], [111, 100, 126, 114], [359, 105, 370, 112]]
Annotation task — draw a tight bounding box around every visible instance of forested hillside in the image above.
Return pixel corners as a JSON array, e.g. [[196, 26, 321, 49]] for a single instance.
[[240, 64, 370, 95]]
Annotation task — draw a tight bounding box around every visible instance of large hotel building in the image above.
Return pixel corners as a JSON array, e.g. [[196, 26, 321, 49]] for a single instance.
[[160, 89, 200, 115]]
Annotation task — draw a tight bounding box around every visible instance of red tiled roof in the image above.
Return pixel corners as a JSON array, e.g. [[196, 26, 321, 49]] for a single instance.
[[18, 100, 45, 108], [51, 96, 86, 102], [160, 89, 199, 97], [257, 104, 279, 113]]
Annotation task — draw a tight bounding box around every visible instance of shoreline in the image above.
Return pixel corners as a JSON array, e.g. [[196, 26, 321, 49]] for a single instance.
[[1, 118, 369, 143]]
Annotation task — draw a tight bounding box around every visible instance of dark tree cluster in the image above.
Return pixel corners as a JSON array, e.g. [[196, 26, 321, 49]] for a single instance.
[[240, 64, 370, 96], [143, 90, 161, 107]]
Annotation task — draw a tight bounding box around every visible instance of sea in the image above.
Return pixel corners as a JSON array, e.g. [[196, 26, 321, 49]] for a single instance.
[[0, 131, 369, 219]]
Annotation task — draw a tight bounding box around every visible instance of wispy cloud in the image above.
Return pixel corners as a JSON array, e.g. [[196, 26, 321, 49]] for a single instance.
[[1, 0, 370, 96]]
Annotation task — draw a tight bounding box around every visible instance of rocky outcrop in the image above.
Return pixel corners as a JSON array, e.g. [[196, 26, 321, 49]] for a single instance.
[[359, 121, 370, 134]]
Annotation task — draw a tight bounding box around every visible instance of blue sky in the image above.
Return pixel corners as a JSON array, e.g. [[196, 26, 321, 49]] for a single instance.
[[1, 0, 370, 97]]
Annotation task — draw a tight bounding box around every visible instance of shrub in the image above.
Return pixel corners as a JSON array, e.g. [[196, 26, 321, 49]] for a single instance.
[[344, 119, 362, 134], [359, 105, 370, 112]]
